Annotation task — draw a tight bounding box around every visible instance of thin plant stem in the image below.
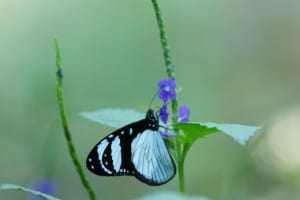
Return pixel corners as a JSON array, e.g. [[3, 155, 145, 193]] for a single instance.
[[151, 0, 172, 74], [151, 0, 185, 194], [54, 39, 96, 200], [178, 155, 186, 193], [178, 143, 194, 193], [150, 0, 178, 121]]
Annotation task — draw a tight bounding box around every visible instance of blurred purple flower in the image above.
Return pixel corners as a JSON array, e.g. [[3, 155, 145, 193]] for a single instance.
[[159, 128, 175, 139], [28, 178, 56, 200], [178, 106, 190, 122], [158, 78, 176, 102], [159, 103, 169, 124]]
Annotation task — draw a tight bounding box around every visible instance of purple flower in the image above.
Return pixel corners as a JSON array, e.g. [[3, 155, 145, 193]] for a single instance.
[[178, 106, 190, 122], [28, 178, 56, 200], [158, 78, 176, 102], [159, 103, 169, 124], [159, 128, 175, 139]]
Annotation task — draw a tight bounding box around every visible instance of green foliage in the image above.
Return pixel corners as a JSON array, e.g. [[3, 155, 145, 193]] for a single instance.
[[174, 122, 261, 146], [0, 184, 61, 200], [55, 39, 96, 200], [172, 122, 261, 180], [173, 123, 218, 144], [81, 108, 261, 146], [81, 108, 144, 128]]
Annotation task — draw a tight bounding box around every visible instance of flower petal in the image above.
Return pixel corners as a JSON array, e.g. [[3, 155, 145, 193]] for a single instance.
[[157, 78, 177, 102], [159, 129, 175, 139], [159, 104, 169, 124], [178, 106, 190, 122]]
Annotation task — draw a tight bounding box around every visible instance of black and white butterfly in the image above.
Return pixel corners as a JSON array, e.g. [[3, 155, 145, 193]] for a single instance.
[[86, 109, 176, 186]]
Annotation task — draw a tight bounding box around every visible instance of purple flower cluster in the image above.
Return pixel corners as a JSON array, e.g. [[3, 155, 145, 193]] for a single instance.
[[158, 78, 176, 102], [157, 78, 190, 138]]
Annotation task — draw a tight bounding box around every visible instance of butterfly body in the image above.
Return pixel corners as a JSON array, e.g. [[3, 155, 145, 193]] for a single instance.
[[86, 109, 176, 186]]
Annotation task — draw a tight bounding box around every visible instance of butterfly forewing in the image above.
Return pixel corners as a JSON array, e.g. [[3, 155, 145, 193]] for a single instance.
[[86, 109, 176, 186], [86, 121, 140, 176]]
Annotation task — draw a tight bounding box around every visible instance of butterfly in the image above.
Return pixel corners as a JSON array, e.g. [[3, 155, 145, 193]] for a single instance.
[[86, 109, 176, 186]]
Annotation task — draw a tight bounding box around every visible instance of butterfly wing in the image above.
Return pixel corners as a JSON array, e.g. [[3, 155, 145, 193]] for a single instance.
[[86, 120, 142, 176], [86, 109, 176, 186], [131, 129, 176, 185]]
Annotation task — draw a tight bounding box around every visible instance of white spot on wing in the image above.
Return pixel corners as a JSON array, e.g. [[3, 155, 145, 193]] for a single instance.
[[129, 128, 133, 135], [108, 134, 114, 138], [97, 139, 112, 174], [111, 136, 122, 172]]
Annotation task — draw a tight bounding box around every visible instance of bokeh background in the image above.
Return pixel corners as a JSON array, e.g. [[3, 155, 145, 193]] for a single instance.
[[1, 0, 300, 199]]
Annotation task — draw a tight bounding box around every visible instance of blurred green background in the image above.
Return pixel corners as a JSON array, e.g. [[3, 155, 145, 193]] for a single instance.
[[1, 0, 300, 199]]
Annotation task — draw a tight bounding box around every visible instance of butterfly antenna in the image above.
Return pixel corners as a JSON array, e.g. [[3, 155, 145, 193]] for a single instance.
[[148, 89, 159, 109]]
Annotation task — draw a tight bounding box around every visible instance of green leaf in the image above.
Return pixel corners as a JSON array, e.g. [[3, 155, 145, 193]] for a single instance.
[[0, 183, 61, 200], [201, 122, 261, 145], [81, 108, 144, 128], [173, 123, 218, 144], [174, 122, 261, 145]]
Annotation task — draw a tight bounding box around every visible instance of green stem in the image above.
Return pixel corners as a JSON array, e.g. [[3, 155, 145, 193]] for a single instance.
[[177, 143, 193, 194], [151, 0, 172, 74], [151, 0, 185, 193], [54, 39, 96, 200], [178, 156, 186, 194], [151, 0, 178, 121]]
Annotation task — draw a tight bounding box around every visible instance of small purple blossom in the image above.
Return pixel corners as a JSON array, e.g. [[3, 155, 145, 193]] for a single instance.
[[178, 106, 190, 122], [28, 178, 56, 200], [159, 128, 175, 139], [159, 103, 169, 124], [158, 78, 176, 102]]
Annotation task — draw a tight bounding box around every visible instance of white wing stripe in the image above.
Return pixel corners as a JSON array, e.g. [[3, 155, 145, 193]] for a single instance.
[[97, 139, 112, 174], [111, 136, 122, 172]]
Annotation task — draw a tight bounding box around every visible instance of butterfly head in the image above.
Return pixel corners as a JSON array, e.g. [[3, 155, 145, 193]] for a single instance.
[[146, 109, 159, 130]]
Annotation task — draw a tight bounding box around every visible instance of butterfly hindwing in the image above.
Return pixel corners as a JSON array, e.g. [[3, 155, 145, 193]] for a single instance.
[[131, 129, 176, 185], [86, 109, 176, 185]]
